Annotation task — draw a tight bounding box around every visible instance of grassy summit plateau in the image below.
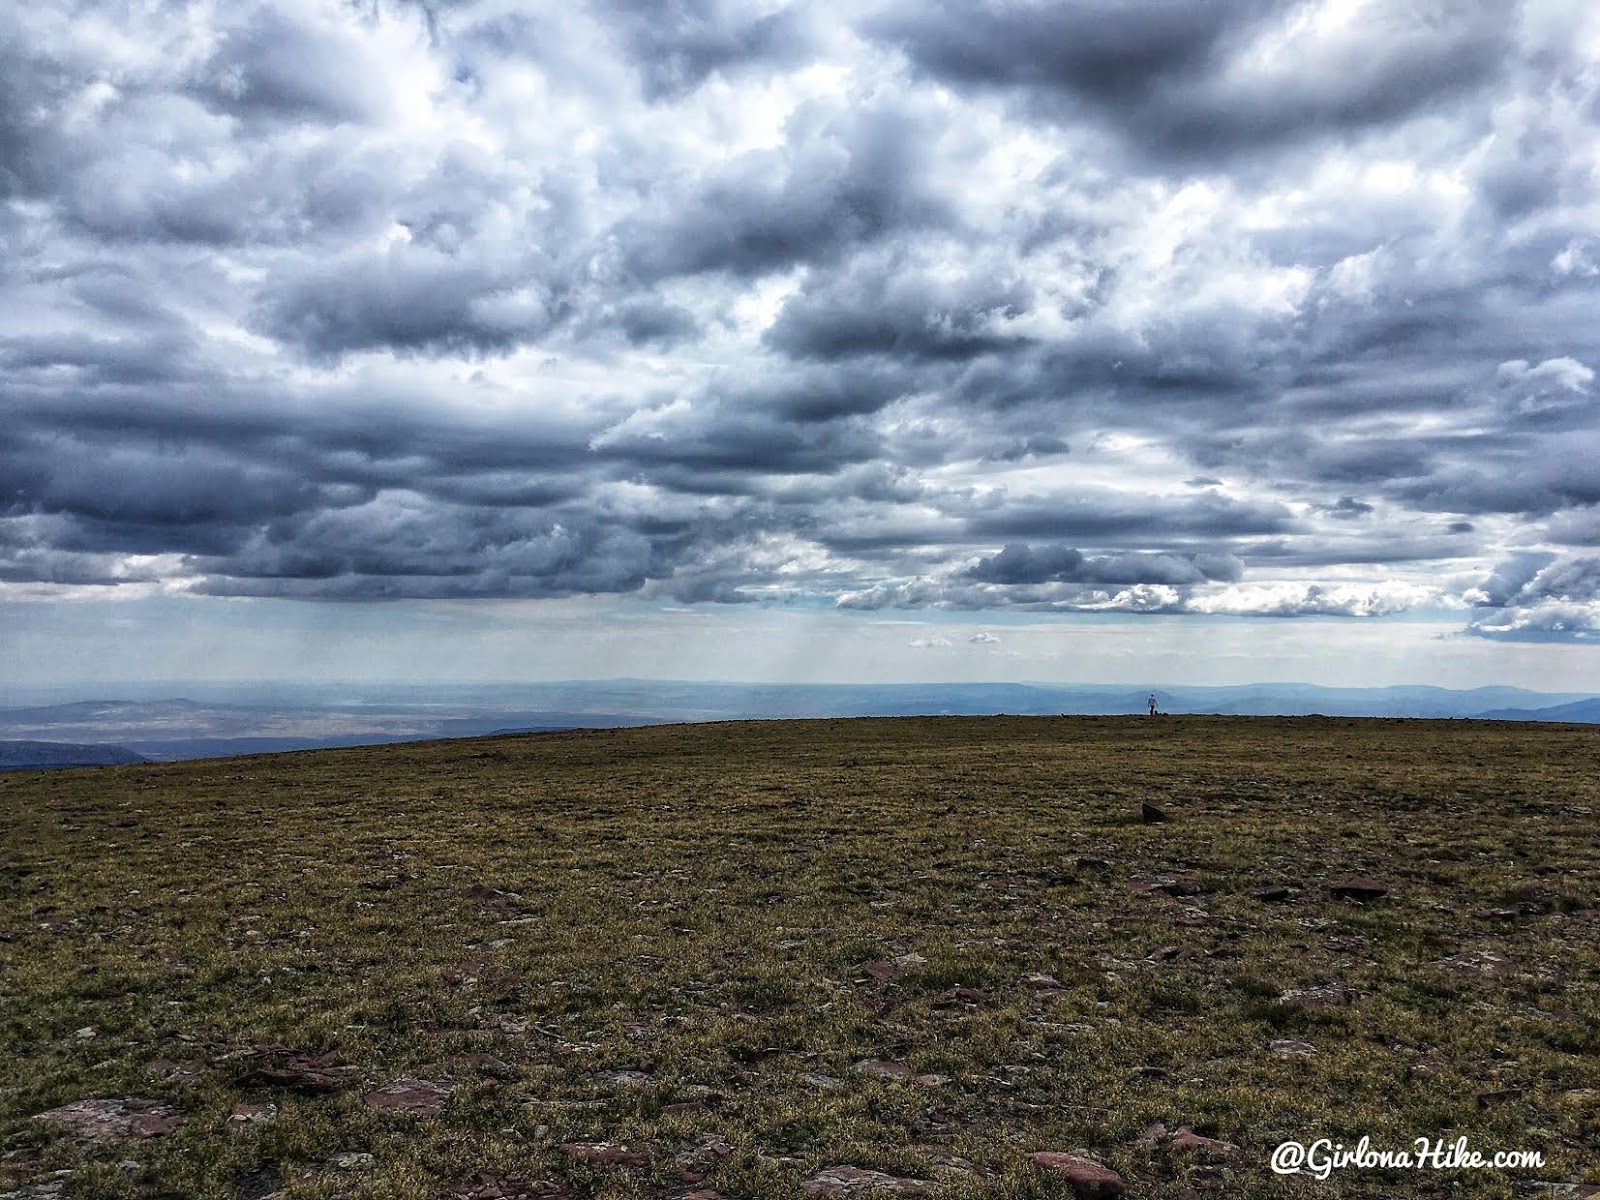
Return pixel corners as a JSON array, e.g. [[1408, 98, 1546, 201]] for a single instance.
[[2, 716, 1597, 1199]]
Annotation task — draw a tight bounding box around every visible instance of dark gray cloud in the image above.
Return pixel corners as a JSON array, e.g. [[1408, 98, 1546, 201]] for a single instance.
[[1, 0, 1596, 642], [869, 0, 1511, 162]]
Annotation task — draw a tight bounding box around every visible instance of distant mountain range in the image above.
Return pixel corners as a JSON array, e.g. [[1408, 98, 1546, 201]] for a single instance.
[[0, 680, 1596, 764], [0, 740, 148, 771]]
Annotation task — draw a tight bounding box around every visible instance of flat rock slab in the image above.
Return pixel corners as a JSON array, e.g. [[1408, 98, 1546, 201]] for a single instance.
[[560, 1142, 652, 1167], [859, 954, 927, 982], [450, 1173, 575, 1199], [1279, 983, 1351, 1007], [1027, 1152, 1124, 1199], [801, 1166, 937, 1195], [1269, 1039, 1317, 1058], [0, 1180, 71, 1199], [363, 1079, 453, 1116], [1328, 877, 1388, 901], [31, 1097, 184, 1144], [1435, 949, 1514, 976]]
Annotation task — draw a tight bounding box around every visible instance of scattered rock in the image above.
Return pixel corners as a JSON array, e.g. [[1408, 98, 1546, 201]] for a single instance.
[[1476, 907, 1522, 921], [31, 1097, 184, 1144], [1156, 874, 1207, 897], [1269, 1039, 1316, 1058], [933, 985, 987, 1008], [859, 953, 927, 982], [1147, 944, 1196, 963], [147, 1058, 212, 1084], [362, 1079, 453, 1116], [1323, 936, 1368, 953], [1021, 972, 1064, 989], [1328, 877, 1387, 901], [1140, 802, 1168, 824], [450, 1173, 574, 1199], [801, 1166, 936, 1195], [1435, 949, 1513, 976], [231, 1047, 357, 1093], [227, 1101, 278, 1130], [1250, 886, 1294, 902], [0, 1179, 71, 1199], [1028, 1152, 1124, 1198], [1075, 857, 1112, 871], [1279, 983, 1350, 1007], [560, 1142, 652, 1168]]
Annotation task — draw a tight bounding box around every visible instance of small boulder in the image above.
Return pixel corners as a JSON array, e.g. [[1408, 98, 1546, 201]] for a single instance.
[[1328, 876, 1387, 901], [1028, 1153, 1124, 1198], [1140, 802, 1168, 824]]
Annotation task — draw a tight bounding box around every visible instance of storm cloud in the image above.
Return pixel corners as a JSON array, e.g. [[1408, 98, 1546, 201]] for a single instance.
[[2, 0, 1598, 644]]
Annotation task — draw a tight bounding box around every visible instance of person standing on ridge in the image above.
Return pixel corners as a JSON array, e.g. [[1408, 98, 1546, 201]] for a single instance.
[[1148, 692, 1158, 716]]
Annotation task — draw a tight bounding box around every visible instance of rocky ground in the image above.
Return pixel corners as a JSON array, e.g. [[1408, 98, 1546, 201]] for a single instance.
[[1, 716, 1597, 1199]]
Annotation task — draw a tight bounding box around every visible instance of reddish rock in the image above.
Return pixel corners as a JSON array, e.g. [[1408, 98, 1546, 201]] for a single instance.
[[1028, 1152, 1124, 1198], [232, 1047, 356, 1093], [801, 1166, 936, 1195], [859, 953, 926, 982], [560, 1141, 652, 1167], [1140, 802, 1168, 824], [362, 1079, 453, 1116], [31, 1097, 184, 1144], [450, 1173, 574, 1199], [1328, 876, 1387, 901]]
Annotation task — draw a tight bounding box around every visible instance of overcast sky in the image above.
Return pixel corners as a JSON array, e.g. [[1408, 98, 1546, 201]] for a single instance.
[[4, 0, 1599, 690]]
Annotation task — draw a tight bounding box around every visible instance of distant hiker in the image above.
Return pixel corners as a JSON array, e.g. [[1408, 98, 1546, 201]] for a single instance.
[[1148, 693, 1158, 717]]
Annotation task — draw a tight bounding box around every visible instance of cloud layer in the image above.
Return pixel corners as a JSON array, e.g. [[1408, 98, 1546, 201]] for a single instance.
[[3, 0, 1598, 638]]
